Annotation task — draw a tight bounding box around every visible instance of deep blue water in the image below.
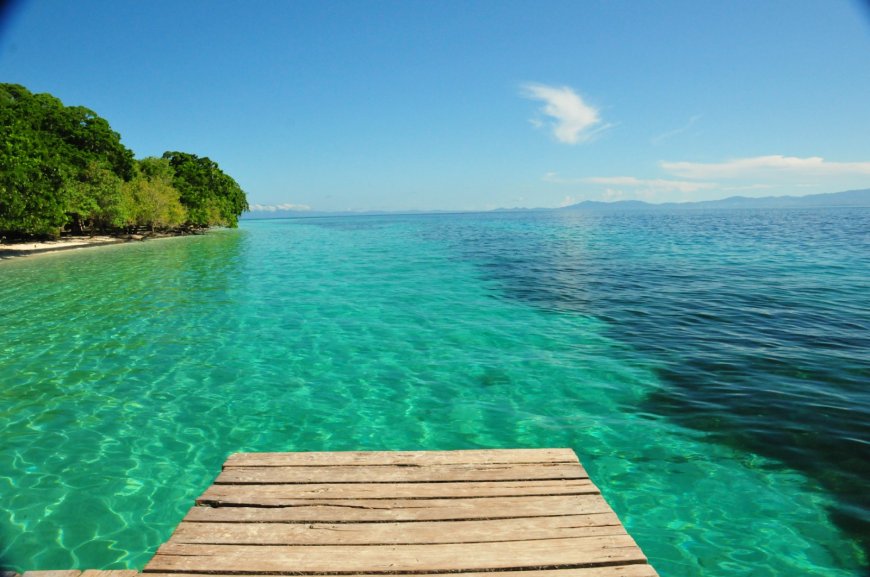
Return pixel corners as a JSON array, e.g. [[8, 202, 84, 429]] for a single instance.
[[437, 207, 870, 546], [0, 207, 867, 575], [312, 206, 870, 569]]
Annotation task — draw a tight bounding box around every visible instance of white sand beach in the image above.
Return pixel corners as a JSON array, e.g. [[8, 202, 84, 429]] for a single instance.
[[0, 235, 127, 260]]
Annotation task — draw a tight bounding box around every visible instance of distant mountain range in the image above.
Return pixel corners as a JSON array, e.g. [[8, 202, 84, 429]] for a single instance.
[[243, 188, 870, 219], [559, 188, 870, 211]]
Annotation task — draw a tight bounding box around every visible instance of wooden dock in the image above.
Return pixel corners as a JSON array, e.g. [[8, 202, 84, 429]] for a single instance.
[[142, 448, 658, 576], [10, 450, 656, 577]]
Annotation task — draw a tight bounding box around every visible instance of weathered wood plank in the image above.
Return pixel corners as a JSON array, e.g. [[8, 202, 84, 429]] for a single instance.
[[145, 536, 646, 573], [217, 462, 587, 484], [224, 448, 579, 468], [184, 494, 615, 522], [21, 573, 81, 577], [170, 515, 629, 545], [198, 479, 597, 505], [143, 567, 658, 577], [145, 449, 657, 576]]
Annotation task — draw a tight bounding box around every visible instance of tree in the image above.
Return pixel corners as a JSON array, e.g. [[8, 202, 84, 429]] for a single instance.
[[67, 162, 128, 232], [0, 131, 68, 237], [1, 84, 247, 237], [123, 157, 187, 230], [0, 83, 136, 237], [1, 85, 68, 236], [162, 151, 248, 227]]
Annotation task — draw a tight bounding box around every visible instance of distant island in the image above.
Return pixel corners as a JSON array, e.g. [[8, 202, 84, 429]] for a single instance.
[[0, 84, 248, 240], [243, 188, 870, 220]]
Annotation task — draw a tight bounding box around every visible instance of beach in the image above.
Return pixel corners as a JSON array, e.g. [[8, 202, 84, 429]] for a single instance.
[[0, 235, 128, 260], [0, 231, 202, 260]]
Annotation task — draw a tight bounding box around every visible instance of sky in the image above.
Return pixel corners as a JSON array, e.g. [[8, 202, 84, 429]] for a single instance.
[[1, 0, 869, 212]]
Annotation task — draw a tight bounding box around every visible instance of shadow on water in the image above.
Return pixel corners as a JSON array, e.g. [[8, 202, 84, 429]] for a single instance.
[[450, 208, 870, 565], [645, 360, 869, 558]]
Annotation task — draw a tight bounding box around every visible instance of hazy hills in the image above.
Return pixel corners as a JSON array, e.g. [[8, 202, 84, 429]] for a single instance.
[[560, 188, 870, 211], [243, 188, 870, 219]]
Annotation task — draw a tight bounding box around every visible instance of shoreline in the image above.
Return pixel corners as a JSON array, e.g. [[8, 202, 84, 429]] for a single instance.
[[0, 231, 198, 261]]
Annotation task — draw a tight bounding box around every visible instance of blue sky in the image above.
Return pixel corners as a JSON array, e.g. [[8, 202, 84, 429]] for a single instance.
[[2, 0, 869, 212]]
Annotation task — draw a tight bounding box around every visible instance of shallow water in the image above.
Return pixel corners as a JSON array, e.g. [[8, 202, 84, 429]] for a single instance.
[[0, 209, 867, 575]]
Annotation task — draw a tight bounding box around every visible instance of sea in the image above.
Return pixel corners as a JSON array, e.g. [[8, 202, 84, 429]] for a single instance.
[[0, 207, 867, 576]]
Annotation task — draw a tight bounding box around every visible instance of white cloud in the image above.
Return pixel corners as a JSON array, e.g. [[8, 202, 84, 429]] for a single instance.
[[522, 83, 605, 144], [662, 155, 870, 179], [545, 172, 716, 193], [542, 154, 870, 205], [584, 176, 717, 193], [248, 203, 311, 212]]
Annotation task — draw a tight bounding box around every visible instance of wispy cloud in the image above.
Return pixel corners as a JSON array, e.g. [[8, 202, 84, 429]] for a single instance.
[[662, 155, 870, 179], [584, 176, 716, 193], [248, 202, 311, 212], [545, 172, 715, 193], [522, 83, 606, 144], [651, 114, 702, 145]]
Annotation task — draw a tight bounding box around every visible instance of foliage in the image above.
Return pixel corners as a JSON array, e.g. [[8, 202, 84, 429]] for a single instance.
[[0, 129, 69, 236], [65, 162, 126, 232], [162, 151, 248, 228], [123, 157, 187, 230], [1, 86, 71, 236], [0, 84, 247, 238]]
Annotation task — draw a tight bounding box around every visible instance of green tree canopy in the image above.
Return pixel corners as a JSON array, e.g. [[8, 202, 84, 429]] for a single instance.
[[1, 84, 247, 238], [1, 83, 134, 181], [0, 128, 68, 235], [1, 83, 135, 236], [123, 157, 187, 231], [162, 151, 248, 228]]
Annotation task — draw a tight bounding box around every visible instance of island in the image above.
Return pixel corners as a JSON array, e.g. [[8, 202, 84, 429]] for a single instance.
[[0, 83, 248, 243]]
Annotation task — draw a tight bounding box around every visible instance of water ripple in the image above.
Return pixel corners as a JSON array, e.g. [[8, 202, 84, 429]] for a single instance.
[[0, 212, 866, 576]]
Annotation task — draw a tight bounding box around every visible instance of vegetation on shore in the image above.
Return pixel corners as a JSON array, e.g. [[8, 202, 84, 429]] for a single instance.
[[0, 83, 248, 239]]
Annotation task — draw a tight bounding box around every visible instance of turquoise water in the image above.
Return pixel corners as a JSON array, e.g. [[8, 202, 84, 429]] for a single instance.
[[0, 209, 867, 575]]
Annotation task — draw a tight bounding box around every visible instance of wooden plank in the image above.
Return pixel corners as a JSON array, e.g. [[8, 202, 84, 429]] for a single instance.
[[183, 494, 615, 522], [224, 448, 579, 468], [145, 449, 657, 576], [22, 573, 80, 577], [169, 515, 629, 545], [145, 536, 646, 573], [143, 567, 658, 577], [197, 479, 598, 505], [217, 462, 586, 484]]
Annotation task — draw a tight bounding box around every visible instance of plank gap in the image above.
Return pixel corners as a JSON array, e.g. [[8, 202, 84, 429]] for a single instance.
[[174, 533, 631, 547], [196, 492, 602, 507], [213, 478, 588, 486], [180, 514, 623, 525], [222, 461, 580, 468], [143, 558, 649, 575]]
